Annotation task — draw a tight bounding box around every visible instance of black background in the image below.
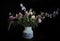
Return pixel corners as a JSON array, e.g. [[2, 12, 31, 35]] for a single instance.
[[1, 0, 60, 41]]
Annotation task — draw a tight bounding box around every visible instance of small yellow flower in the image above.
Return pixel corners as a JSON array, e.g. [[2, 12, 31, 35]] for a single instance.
[[31, 15, 35, 19], [29, 9, 33, 15], [29, 11, 33, 15]]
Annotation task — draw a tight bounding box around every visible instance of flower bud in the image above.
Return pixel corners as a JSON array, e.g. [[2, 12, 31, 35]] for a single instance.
[[22, 6, 26, 11], [9, 12, 11, 15], [31, 15, 35, 19], [19, 12, 22, 16], [18, 12, 23, 18], [29, 11, 33, 15], [20, 3, 23, 7], [38, 18, 42, 23], [25, 11, 30, 17], [16, 12, 23, 19], [45, 12, 48, 16], [9, 16, 15, 21]]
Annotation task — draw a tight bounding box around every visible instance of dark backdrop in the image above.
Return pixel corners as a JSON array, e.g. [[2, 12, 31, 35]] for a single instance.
[[1, 0, 60, 41]]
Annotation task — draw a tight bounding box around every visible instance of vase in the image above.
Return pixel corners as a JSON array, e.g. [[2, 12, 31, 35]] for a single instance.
[[23, 26, 33, 39]]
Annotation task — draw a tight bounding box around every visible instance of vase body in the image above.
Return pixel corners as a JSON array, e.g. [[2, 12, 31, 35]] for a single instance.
[[23, 26, 33, 39]]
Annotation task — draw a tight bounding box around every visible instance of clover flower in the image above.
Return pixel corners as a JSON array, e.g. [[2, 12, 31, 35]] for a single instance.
[[25, 11, 30, 17], [38, 18, 42, 23], [9, 16, 15, 21]]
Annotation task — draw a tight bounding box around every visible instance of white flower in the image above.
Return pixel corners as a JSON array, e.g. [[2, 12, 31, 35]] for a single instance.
[[9, 12, 11, 15], [25, 11, 30, 17], [49, 14, 52, 18], [20, 3, 23, 7], [22, 6, 26, 11], [55, 11, 58, 15], [20, 3, 26, 11], [53, 11, 58, 17], [38, 18, 42, 23], [45, 12, 48, 16], [29, 9, 33, 15], [29, 12, 33, 15], [31, 15, 35, 19], [53, 11, 56, 14]]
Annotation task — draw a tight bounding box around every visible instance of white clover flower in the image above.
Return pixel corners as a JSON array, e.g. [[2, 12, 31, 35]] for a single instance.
[[20, 3, 23, 7], [22, 6, 26, 11], [38, 18, 42, 23], [45, 12, 48, 16], [20, 3, 26, 11]]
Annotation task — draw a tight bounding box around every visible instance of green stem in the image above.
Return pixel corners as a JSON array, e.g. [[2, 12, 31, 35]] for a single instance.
[[8, 23, 11, 31], [8, 21, 13, 31]]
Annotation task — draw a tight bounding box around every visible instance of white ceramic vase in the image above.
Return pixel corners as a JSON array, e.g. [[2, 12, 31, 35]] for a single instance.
[[23, 26, 33, 39]]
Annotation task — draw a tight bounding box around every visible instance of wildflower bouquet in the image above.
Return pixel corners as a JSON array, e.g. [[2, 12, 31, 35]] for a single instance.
[[8, 9, 42, 31], [8, 3, 59, 31]]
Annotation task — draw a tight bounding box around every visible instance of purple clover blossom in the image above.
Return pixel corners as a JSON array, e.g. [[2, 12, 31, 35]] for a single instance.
[[25, 11, 30, 17], [9, 16, 15, 21]]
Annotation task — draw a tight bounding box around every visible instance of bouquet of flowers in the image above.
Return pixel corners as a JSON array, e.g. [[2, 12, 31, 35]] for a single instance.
[[8, 3, 59, 31], [8, 9, 43, 31]]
